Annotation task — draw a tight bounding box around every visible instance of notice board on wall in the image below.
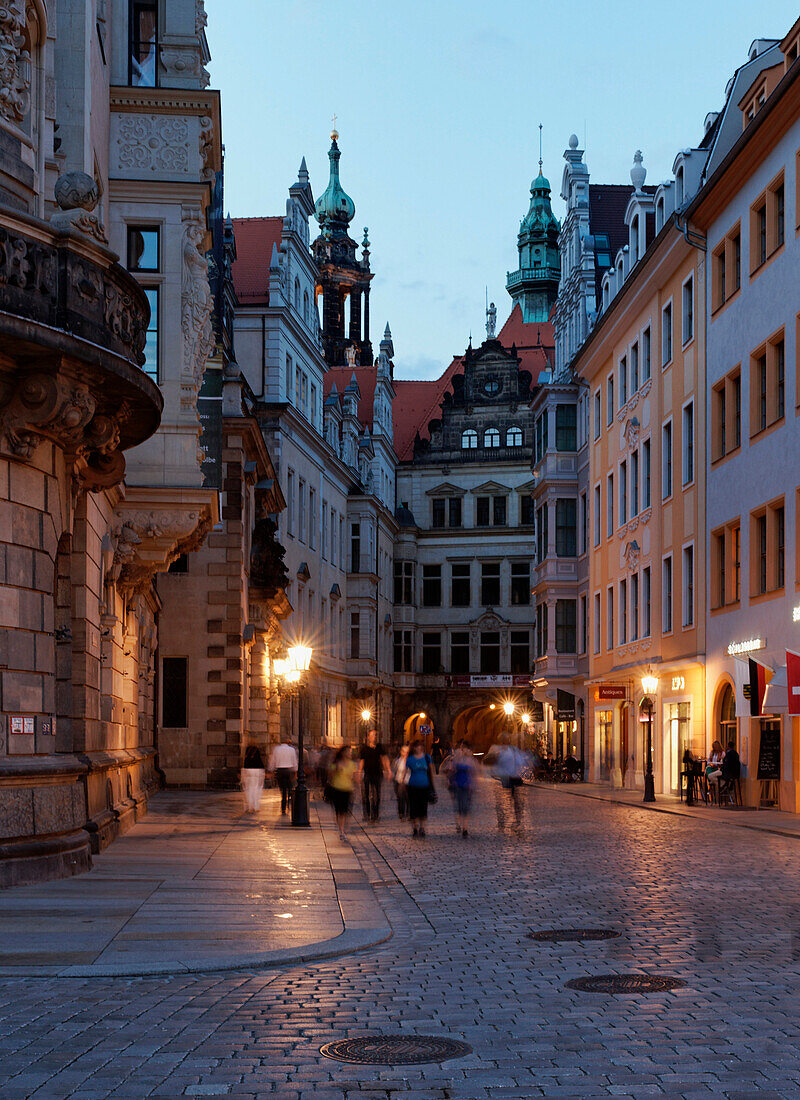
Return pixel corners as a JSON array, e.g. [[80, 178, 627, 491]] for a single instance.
[[756, 725, 781, 780]]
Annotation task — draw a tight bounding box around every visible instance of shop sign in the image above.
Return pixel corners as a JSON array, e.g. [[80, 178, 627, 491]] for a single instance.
[[671, 676, 685, 692], [448, 674, 533, 688], [598, 684, 626, 700], [727, 638, 765, 656], [793, 604, 800, 623]]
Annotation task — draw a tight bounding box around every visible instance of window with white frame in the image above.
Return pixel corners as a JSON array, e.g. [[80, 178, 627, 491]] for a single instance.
[[620, 578, 627, 644], [662, 301, 673, 366], [594, 390, 601, 439], [682, 400, 694, 485], [606, 586, 614, 650], [606, 375, 614, 425], [619, 355, 627, 405], [682, 544, 694, 627], [593, 592, 601, 654], [662, 555, 673, 633], [642, 326, 651, 381], [606, 473, 614, 538], [662, 419, 673, 499], [682, 276, 694, 344], [593, 484, 601, 547]]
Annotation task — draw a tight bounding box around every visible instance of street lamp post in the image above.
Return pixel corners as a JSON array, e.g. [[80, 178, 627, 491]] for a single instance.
[[282, 645, 313, 828], [641, 673, 658, 804]]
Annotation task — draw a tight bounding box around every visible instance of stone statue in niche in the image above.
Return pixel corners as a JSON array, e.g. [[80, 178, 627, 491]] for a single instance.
[[181, 209, 214, 393], [345, 343, 357, 368]]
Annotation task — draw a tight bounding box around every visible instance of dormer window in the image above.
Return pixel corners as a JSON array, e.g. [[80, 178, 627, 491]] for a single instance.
[[506, 426, 523, 447], [630, 215, 639, 264], [655, 196, 665, 232], [676, 167, 684, 205], [484, 427, 500, 448], [594, 233, 611, 268], [484, 377, 501, 396], [461, 429, 478, 449]]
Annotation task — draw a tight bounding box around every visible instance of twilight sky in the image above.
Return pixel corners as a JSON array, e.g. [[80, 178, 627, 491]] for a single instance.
[[207, 0, 797, 380]]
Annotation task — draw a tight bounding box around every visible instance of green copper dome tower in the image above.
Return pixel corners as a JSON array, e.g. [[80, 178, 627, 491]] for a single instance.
[[506, 133, 561, 322]]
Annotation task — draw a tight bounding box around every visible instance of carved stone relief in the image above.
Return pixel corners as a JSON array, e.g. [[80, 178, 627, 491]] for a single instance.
[[115, 115, 189, 174], [180, 207, 214, 405], [622, 539, 641, 572], [0, 0, 30, 124]]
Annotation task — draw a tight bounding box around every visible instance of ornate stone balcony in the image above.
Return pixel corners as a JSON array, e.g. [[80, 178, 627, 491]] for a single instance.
[[0, 207, 162, 486]]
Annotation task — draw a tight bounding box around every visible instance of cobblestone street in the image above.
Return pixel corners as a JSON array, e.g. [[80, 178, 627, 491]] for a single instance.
[[3, 781, 800, 1098]]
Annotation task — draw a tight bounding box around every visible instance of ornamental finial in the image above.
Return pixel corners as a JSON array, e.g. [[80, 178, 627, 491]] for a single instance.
[[331, 112, 338, 141]]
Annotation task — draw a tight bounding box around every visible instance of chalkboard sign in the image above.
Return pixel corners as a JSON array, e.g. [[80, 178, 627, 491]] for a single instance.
[[757, 724, 781, 780]]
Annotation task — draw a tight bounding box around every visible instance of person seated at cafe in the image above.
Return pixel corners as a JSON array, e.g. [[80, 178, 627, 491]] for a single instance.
[[564, 753, 581, 779], [706, 740, 724, 787], [543, 751, 555, 775], [722, 742, 740, 780]]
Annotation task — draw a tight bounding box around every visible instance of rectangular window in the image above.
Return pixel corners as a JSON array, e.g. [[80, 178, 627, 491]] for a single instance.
[[350, 523, 360, 572], [606, 474, 614, 538], [593, 592, 601, 654], [511, 562, 531, 605], [432, 498, 445, 528], [619, 460, 627, 525], [733, 230, 741, 289], [510, 630, 530, 673], [642, 326, 651, 381], [127, 226, 159, 271], [449, 497, 462, 528], [555, 404, 577, 451], [593, 484, 601, 547], [476, 496, 490, 527], [631, 451, 639, 516], [286, 470, 295, 537], [394, 560, 414, 605], [619, 356, 628, 405], [451, 562, 470, 607], [422, 564, 442, 607], [394, 630, 413, 673], [682, 401, 694, 485], [422, 632, 442, 674], [777, 505, 785, 588], [643, 439, 651, 509], [751, 499, 786, 595], [776, 182, 785, 247], [536, 603, 548, 658], [161, 657, 187, 727], [536, 503, 548, 563], [555, 498, 577, 557], [555, 600, 576, 654], [129, 0, 158, 87], [662, 420, 673, 499], [620, 579, 627, 643], [712, 529, 726, 609], [580, 593, 588, 654], [682, 545, 694, 626], [777, 338, 785, 420], [480, 631, 500, 674], [141, 287, 159, 381], [662, 556, 673, 633], [594, 390, 601, 439], [350, 613, 360, 659], [606, 587, 614, 651], [607, 375, 614, 425], [631, 342, 639, 392], [450, 631, 470, 674], [481, 562, 501, 606], [520, 495, 534, 526], [662, 301, 673, 366], [308, 489, 316, 550], [631, 573, 639, 641], [643, 566, 651, 637], [682, 276, 694, 344], [493, 496, 507, 526], [298, 480, 306, 542], [580, 492, 588, 555]]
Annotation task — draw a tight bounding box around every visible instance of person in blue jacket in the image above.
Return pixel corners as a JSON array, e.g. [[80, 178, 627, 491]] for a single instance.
[[405, 739, 435, 837]]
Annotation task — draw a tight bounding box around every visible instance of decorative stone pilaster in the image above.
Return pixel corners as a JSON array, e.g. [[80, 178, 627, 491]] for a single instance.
[[0, 0, 30, 125], [181, 207, 215, 408]]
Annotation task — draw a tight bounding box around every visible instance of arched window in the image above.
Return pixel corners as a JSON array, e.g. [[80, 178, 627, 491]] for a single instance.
[[676, 166, 684, 205], [630, 216, 639, 264], [655, 197, 665, 232], [303, 290, 310, 323], [506, 426, 523, 447], [484, 427, 500, 448], [294, 278, 301, 310], [718, 683, 737, 748], [461, 429, 478, 449]]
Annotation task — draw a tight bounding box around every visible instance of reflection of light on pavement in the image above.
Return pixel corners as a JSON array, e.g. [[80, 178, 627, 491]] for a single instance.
[[276, 913, 293, 919]]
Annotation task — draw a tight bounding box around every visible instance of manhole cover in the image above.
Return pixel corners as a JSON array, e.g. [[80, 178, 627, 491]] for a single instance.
[[530, 928, 620, 942], [320, 1035, 472, 1064], [565, 974, 686, 994]]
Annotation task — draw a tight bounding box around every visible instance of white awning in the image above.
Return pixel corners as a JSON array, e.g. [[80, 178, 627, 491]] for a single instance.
[[763, 665, 788, 715]]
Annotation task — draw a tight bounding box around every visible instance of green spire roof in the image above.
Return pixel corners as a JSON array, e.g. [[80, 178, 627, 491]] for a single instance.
[[520, 169, 559, 236], [314, 130, 355, 232]]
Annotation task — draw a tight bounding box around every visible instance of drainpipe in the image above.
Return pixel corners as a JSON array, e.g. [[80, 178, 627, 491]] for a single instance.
[[673, 211, 707, 252]]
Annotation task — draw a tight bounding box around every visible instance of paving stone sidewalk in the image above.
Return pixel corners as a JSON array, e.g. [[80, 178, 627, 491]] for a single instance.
[[0, 790, 388, 976], [3, 780, 800, 1097]]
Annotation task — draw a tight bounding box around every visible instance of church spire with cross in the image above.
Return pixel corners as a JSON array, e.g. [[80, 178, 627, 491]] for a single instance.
[[505, 123, 561, 323]]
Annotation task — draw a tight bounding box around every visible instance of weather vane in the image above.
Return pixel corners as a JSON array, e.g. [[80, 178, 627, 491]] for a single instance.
[[331, 112, 338, 140], [539, 122, 543, 172]]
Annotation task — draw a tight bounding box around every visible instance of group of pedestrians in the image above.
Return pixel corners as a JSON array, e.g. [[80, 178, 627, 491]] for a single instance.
[[240, 729, 531, 842]]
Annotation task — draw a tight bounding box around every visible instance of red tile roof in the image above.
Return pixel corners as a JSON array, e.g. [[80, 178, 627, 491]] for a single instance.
[[231, 216, 284, 305], [392, 304, 555, 462]]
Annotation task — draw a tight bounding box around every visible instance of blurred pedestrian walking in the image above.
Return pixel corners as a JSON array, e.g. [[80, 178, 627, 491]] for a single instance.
[[392, 743, 410, 820], [241, 742, 266, 814], [356, 729, 391, 823], [328, 744, 357, 841], [492, 738, 528, 835], [431, 734, 444, 774], [405, 739, 436, 838], [269, 735, 298, 816], [444, 740, 476, 837]]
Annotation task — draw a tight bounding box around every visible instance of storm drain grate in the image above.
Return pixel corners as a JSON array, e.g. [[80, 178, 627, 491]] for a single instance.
[[565, 973, 686, 994], [320, 1035, 472, 1064], [529, 928, 620, 942]]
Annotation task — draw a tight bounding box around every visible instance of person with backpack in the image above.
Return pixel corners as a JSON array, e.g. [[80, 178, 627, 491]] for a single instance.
[[405, 739, 435, 837]]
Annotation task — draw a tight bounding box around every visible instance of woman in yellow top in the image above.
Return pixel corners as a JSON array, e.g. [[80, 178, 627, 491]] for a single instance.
[[328, 745, 356, 841]]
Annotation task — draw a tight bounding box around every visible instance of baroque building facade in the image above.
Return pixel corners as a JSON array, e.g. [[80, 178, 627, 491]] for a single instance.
[[0, 0, 223, 884]]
